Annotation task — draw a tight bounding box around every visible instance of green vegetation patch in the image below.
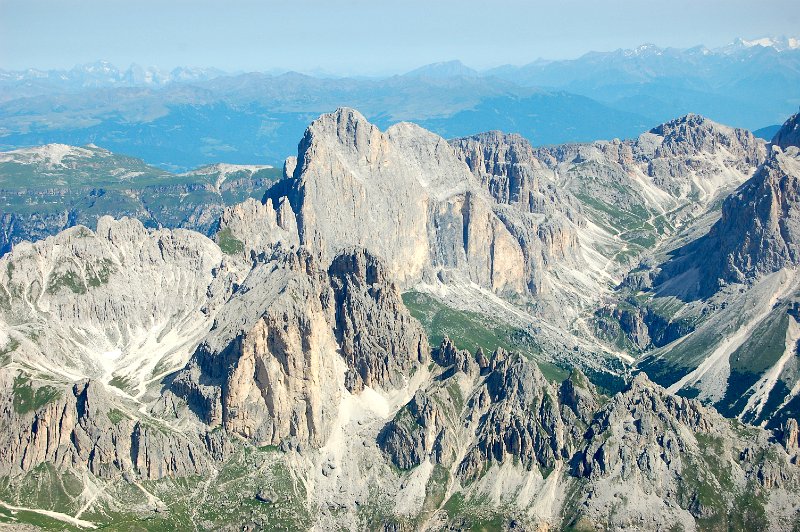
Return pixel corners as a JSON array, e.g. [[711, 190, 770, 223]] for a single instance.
[[86, 259, 115, 288], [46, 269, 86, 295], [107, 408, 130, 425], [718, 309, 790, 418], [442, 491, 507, 531], [108, 375, 133, 394], [12, 375, 60, 414], [402, 291, 569, 383], [217, 227, 244, 255]]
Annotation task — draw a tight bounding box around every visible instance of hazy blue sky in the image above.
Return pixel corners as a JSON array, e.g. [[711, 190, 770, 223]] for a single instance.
[[1, 0, 799, 74]]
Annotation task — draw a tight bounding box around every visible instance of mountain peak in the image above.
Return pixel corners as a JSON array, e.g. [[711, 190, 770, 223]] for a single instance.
[[303, 107, 378, 151], [721, 35, 800, 53], [403, 60, 479, 79], [649, 113, 740, 140], [772, 113, 800, 149], [623, 43, 663, 57]]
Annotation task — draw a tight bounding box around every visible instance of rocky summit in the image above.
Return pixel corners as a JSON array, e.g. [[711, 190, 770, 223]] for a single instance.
[[0, 108, 799, 531]]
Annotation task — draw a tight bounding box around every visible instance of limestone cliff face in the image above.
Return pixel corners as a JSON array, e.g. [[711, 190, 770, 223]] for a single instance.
[[328, 248, 428, 392], [275, 108, 463, 286], [450, 131, 583, 222], [450, 132, 586, 295], [580, 373, 713, 480], [253, 108, 589, 298], [171, 246, 428, 447], [772, 113, 800, 150], [657, 144, 800, 294], [0, 374, 208, 480], [216, 196, 299, 257], [377, 388, 455, 470], [706, 146, 800, 283]]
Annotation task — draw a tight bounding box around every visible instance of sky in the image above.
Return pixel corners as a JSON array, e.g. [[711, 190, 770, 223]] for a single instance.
[[1, 0, 799, 75]]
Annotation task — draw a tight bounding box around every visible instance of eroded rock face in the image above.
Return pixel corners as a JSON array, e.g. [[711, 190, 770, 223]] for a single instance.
[[706, 146, 800, 283], [216, 197, 299, 257], [0, 216, 233, 390], [657, 143, 800, 295], [782, 418, 800, 452], [449, 132, 586, 297], [450, 131, 583, 222], [239, 108, 594, 300], [328, 248, 428, 392], [0, 374, 208, 480], [772, 113, 800, 150], [171, 246, 428, 447], [375, 344, 800, 529], [273, 108, 469, 286], [580, 373, 711, 480], [533, 114, 765, 236], [573, 372, 800, 527], [378, 389, 454, 470], [458, 351, 570, 480]]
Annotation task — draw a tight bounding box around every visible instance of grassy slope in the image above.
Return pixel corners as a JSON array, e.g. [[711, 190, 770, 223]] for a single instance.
[[402, 290, 569, 383]]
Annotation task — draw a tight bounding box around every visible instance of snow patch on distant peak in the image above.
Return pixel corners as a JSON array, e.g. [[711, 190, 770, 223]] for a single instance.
[[724, 36, 800, 52], [624, 43, 662, 57]]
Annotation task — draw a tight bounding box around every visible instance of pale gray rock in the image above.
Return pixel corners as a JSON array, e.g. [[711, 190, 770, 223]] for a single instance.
[[216, 197, 299, 257], [259, 107, 574, 298], [378, 389, 455, 470], [328, 248, 428, 392], [658, 144, 800, 295], [170, 246, 427, 447], [0, 372, 208, 480], [0, 216, 235, 391]]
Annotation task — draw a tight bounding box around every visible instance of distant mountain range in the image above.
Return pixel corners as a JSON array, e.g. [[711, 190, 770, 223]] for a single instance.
[[0, 36, 798, 170], [0, 143, 280, 254]]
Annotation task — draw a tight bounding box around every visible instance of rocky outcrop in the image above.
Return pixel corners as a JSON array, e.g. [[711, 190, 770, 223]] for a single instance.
[[378, 389, 455, 470], [782, 418, 800, 453], [558, 368, 600, 429], [595, 303, 695, 351], [216, 196, 299, 257], [450, 131, 583, 222], [328, 249, 428, 392], [532, 114, 765, 264], [171, 246, 428, 447], [450, 132, 586, 296], [458, 351, 571, 480], [0, 373, 208, 480], [570, 372, 800, 529], [0, 217, 237, 482], [254, 108, 594, 300], [657, 142, 800, 296], [579, 373, 712, 480], [772, 113, 800, 149], [0, 216, 234, 390], [704, 146, 800, 284]]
